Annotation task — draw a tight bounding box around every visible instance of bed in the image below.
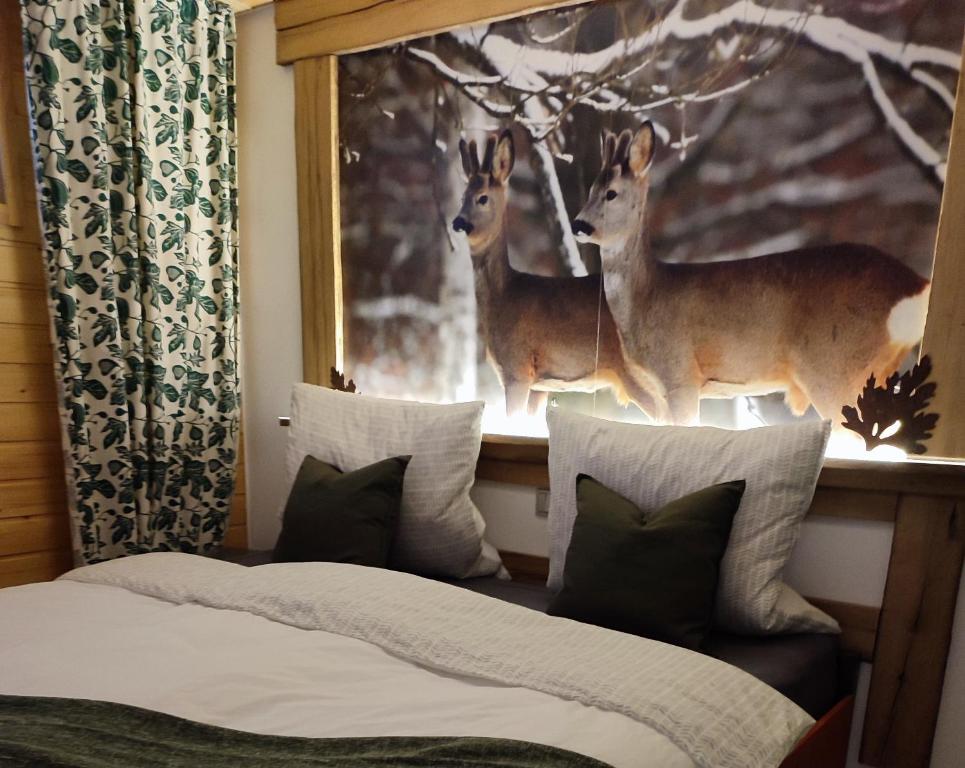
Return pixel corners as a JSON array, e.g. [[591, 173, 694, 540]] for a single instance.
[[1, 393, 860, 768], [0, 552, 836, 768]]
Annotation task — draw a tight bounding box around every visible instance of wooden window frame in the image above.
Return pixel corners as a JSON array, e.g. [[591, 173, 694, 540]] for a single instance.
[[278, 0, 965, 462], [271, 3, 965, 765]]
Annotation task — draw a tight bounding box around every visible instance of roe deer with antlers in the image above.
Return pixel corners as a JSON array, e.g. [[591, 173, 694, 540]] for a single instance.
[[452, 130, 659, 418], [572, 123, 931, 426]]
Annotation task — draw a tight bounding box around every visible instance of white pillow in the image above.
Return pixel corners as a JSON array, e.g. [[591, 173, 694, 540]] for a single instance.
[[546, 409, 837, 634], [284, 384, 501, 578]]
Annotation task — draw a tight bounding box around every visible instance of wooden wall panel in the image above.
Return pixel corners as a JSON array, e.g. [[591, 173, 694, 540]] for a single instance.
[[0, 242, 45, 287], [0, 550, 72, 589], [0, 0, 70, 590], [0, 402, 60, 443], [0, 3, 40, 246], [0, 363, 58, 402], [0, 325, 54, 365]]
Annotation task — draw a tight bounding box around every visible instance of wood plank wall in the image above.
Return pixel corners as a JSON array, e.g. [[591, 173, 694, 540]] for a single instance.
[[0, 2, 247, 584], [0, 1, 71, 588]]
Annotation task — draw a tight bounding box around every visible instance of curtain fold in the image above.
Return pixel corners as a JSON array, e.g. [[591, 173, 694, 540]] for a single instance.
[[20, 0, 240, 563]]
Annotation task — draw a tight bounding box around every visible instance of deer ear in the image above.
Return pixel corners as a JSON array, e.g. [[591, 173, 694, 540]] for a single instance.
[[492, 130, 515, 184], [614, 129, 633, 168], [458, 138, 473, 178], [602, 132, 617, 169], [468, 139, 480, 174], [629, 121, 656, 177]]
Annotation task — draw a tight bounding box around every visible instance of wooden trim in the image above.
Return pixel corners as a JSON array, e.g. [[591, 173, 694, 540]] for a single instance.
[[477, 435, 965, 499], [231, 493, 248, 527], [779, 696, 854, 768], [275, 0, 587, 61], [808, 597, 879, 662], [294, 56, 343, 385], [224, 524, 249, 549], [859, 495, 965, 767], [921, 45, 965, 460], [498, 551, 549, 585]]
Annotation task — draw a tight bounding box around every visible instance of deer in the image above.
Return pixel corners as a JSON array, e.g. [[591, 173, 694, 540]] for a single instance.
[[451, 130, 661, 419], [571, 122, 931, 426]]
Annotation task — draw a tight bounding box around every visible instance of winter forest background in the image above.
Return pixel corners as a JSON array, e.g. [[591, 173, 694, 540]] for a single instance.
[[337, 0, 963, 437]]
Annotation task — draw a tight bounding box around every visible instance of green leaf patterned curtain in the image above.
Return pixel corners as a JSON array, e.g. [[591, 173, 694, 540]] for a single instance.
[[20, 0, 240, 563]]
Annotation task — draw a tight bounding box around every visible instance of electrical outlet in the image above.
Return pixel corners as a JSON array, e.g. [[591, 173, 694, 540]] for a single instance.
[[535, 489, 550, 517]]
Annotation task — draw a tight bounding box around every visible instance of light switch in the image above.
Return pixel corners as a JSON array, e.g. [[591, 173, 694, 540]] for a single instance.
[[535, 489, 550, 517]]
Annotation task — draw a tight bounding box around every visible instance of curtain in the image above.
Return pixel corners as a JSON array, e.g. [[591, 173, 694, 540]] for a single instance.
[[20, 0, 240, 563]]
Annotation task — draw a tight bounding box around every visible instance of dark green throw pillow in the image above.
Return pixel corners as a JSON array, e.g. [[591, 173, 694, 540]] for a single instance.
[[273, 454, 410, 567], [547, 475, 745, 650]]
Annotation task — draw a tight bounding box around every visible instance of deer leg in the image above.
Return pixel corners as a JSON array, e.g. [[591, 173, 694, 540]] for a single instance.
[[620, 373, 668, 423], [784, 382, 812, 417], [666, 385, 701, 426], [503, 380, 532, 417], [526, 389, 549, 416]]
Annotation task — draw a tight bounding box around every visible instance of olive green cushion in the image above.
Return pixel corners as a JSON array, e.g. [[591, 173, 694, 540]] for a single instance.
[[273, 454, 410, 567], [548, 475, 745, 650]]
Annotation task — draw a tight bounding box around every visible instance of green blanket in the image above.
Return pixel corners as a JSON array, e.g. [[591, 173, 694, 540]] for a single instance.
[[0, 695, 612, 767]]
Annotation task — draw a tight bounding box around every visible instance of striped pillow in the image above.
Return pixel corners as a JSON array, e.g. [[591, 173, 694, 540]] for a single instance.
[[284, 384, 501, 578], [546, 409, 837, 634]]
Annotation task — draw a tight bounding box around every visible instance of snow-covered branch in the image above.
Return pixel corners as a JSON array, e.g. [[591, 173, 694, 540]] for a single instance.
[[441, 1, 958, 182], [352, 295, 445, 324], [662, 166, 937, 239]]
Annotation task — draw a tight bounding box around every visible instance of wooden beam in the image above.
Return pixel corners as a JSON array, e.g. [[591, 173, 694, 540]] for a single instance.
[[808, 597, 880, 662], [921, 47, 965, 460], [294, 56, 343, 386], [226, 0, 273, 14], [477, 436, 965, 498], [276, 0, 588, 61], [860, 494, 965, 767]]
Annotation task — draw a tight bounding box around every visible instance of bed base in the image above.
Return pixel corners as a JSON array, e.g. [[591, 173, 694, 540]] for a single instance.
[[779, 696, 853, 768]]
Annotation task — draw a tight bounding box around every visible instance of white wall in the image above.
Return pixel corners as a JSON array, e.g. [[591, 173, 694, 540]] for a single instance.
[[236, 6, 302, 550], [235, 7, 964, 766]]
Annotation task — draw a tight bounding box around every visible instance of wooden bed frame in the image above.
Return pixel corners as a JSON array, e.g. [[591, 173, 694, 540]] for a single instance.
[[267, 1, 965, 765]]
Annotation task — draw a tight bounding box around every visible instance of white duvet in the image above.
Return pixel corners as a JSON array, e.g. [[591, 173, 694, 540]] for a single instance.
[[0, 553, 812, 768]]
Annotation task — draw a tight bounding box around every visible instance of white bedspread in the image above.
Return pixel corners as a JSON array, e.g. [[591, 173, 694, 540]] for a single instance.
[[0, 553, 812, 768]]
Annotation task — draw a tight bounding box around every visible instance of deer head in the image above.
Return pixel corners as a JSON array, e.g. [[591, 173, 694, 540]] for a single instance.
[[452, 130, 515, 254], [572, 121, 656, 252]]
